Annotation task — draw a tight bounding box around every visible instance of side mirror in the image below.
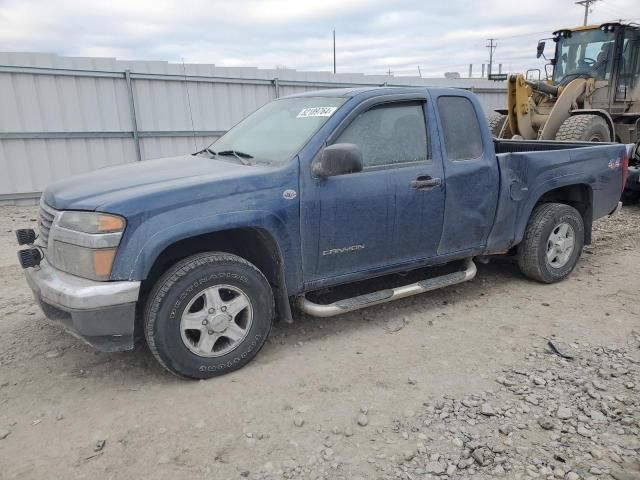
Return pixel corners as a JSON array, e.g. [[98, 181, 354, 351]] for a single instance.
[[536, 41, 546, 59], [312, 143, 364, 179]]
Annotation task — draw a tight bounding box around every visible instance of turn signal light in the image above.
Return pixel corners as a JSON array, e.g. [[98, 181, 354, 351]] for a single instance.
[[98, 215, 125, 233], [93, 249, 116, 278]]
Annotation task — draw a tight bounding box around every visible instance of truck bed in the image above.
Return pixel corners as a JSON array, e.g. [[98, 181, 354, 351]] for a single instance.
[[486, 141, 627, 254]]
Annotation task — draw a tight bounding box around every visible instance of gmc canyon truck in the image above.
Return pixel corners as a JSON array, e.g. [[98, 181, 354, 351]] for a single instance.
[[16, 87, 630, 379]]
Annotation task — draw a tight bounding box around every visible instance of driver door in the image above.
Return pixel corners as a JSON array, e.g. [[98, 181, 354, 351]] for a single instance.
[[300, 96, 445, 285]]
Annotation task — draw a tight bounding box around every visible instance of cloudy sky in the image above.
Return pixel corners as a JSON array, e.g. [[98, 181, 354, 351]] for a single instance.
[[1, 0, 639, 78]]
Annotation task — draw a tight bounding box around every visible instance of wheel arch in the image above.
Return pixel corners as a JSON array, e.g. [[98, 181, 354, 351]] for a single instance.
[[526, 183, 594, 245], [613, 114, 640, 144], [140, 227, 293, 323]]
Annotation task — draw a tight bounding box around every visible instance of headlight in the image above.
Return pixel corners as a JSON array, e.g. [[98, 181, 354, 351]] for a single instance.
[[49, 211, 126, 281], [57, 212, 125, 234]]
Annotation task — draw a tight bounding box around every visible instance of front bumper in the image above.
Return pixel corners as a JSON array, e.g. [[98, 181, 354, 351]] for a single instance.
[[25, 259, 140, 352]]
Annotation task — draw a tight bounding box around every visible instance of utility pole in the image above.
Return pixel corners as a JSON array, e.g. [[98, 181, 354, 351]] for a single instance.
[[575, 0, 601, 26], [333, 29, 336, 74], [486, 38, 497, 78]]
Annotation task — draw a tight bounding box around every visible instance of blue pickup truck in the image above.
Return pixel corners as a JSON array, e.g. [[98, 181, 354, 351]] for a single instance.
[[16, 86, 629, 378]]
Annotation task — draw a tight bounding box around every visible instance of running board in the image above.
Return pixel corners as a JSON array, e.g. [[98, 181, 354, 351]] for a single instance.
[[297, 258, 477, 318]]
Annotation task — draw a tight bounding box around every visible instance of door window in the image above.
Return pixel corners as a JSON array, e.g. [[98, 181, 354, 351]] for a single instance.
[[437, 96, 483, 160], [334, 102, 428, 167], [617, 29, 640, 101]]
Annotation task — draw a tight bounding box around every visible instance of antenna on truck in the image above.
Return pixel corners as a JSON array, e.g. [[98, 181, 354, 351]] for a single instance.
[[182, 58, 198, 152]]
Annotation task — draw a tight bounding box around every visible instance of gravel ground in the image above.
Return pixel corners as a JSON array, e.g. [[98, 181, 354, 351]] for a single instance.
[[0, 204, 639, 480]]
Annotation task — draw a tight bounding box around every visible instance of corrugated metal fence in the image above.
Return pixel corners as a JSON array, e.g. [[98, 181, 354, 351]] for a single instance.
[[0, 53, 507, 203]]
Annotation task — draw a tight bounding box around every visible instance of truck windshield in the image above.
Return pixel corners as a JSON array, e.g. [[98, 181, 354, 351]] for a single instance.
[[206, 97, 346, 165], [553, 29, 616, 82]]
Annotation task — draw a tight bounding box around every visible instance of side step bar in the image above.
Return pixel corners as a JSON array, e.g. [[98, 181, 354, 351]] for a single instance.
[[297, 258, 477, 317]]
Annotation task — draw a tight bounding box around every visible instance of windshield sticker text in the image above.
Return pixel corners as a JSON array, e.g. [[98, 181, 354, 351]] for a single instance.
[[297, 107, 338, 118]]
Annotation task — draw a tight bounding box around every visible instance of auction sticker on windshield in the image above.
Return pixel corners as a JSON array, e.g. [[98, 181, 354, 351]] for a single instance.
[[297, 107, 338, 118]]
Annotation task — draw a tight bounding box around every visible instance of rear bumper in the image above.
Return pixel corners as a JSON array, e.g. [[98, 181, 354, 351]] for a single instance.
[[25, 260, 140, 352]]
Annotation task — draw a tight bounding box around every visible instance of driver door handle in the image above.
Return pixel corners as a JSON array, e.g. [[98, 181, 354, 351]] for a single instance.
[[410, 175, 442, 190]]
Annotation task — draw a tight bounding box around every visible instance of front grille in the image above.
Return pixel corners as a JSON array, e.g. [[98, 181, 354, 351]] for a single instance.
[[38, 202, 57, 247]]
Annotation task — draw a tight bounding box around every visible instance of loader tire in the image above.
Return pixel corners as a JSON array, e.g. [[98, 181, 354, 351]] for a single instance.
[[555, 115, 611, 142], [487, 113, 512, 138]]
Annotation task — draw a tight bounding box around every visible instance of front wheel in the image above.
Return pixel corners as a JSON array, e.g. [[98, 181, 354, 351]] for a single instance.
[[517, 203, 584, 283], [144, 252, 274, 379]]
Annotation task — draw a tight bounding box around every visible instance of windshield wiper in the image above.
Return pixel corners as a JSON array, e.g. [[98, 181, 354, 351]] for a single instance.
[[194, 147, 217, 157], [217, 150, 253, 165]]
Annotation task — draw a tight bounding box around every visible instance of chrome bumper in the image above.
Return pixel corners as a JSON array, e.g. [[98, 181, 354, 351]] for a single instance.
[[25, 259, 140, 310], [24, 260, 140, 352]]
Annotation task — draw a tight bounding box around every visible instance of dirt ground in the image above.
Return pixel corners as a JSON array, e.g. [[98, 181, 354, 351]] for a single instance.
[[0, 204, 638, 480]]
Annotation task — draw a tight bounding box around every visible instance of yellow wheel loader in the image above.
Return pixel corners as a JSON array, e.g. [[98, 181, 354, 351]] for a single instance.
[[490, 22, 640, 145]]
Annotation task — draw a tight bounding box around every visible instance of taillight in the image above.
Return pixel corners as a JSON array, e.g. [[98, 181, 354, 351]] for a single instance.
[[622, 154, 629, 189]]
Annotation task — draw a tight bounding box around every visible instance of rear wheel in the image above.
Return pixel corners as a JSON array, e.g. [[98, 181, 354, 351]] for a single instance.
[[144, 252, 274, 379], [622, 190, 640, 205], [517, 203, 584, 283], [555, 115, 610, 142], [487, 113, 513, 138]]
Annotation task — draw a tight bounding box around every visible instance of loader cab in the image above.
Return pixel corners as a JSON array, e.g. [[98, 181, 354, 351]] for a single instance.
[[550, 23, 640, 115], [551, 26, 617, 83], [615, 25, 640, 103]]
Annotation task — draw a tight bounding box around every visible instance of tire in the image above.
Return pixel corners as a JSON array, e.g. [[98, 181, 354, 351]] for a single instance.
[[555, 115, 611, 142], [621, 189, 640, 205], [144, 252, 274, 379], [517, 203, 584, 283], [487, 113, 513, 138]]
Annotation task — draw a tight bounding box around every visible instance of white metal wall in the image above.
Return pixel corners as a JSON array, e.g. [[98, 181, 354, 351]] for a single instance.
[[0, 52, 506, 203]]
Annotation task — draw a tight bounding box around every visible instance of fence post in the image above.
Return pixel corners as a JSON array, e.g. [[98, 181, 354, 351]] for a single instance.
[[124, 70, 142, 161], [273, 77, 280, 98]]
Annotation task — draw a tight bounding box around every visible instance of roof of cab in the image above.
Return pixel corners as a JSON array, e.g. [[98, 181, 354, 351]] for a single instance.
[[568, 21, 637, 32], [282, 86, 429, 99]]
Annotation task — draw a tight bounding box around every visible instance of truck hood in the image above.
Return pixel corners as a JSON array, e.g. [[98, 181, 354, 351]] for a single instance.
[[43, 155, 274, 213]]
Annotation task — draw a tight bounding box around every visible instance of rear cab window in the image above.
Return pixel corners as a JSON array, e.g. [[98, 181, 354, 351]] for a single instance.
[[437, 96, 484, 161]]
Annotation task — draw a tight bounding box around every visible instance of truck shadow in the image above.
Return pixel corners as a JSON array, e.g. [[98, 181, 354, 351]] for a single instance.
[[21, 257, 551, 383]]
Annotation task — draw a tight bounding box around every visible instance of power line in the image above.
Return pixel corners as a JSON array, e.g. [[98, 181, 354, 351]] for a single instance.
[[575, 0, 602, 26], [598, 1, 629, 21], [496, 30, 552, 40]]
